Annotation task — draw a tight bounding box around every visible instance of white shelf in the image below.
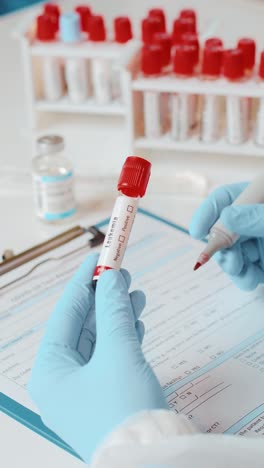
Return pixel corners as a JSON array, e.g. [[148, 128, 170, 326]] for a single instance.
[[35, 97, 125, 115], [133, 76, 264, 98], [135, 134, 264, 157]]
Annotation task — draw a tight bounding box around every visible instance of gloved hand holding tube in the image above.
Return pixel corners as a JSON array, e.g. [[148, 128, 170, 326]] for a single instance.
[[190, 178, 264, 290]]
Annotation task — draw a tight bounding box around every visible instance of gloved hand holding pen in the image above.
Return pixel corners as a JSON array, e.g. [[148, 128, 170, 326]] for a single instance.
[[190, 182, 264, 291], [28, 253, 168, 464]]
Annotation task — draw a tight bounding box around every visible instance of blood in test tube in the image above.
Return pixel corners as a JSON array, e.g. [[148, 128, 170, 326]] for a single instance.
[[254, 51, 264, 146], [171, 44, 196, 140], [36, 14, 64, 101], [141, 45, 163, 138], [89, 15, 112, 104], [148, 8, 166, 32], [93, 156, 151, 284], [200, 46, 223, 143], [75, 5, 92, 33], [60, 13, 89, 103], [237, 38, 256, 76], [223, 48, 249, 144]]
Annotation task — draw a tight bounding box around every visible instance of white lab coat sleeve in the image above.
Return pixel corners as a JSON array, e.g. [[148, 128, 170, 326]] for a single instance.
[[91, 409, 264, 468]]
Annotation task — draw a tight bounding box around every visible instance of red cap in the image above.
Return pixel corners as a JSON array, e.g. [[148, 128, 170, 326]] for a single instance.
[[43, 3, 60, 31], [89, 15, 106, 41], [181, 33, 199, 64], [75, 5, 92, 32], [173, 44, 196, 76], [117, 156, 151, 197], [153, 32, 171, 66], [179, 8, 196, 22], [114, 16, 132, 43], [237, 37, 256, 70], [141, 45, 162, 75], [205, 37, 223, 49], [223, 48, 244, 80], [202, 46, 223, 77], [172, 17, 196, 44], [36, 14, 56, 41], [259, 51, 264, 80], [148, 8, 166, 32], [141, 17, 163, 44]]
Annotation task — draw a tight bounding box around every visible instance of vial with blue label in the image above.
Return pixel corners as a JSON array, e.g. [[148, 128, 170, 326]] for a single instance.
[[32, 135, 77, 222]]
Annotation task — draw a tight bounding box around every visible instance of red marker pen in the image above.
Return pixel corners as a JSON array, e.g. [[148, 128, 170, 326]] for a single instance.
[[93, 156, 151, 283]]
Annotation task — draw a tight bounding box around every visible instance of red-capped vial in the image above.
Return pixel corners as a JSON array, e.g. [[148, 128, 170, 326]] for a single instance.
[[75, 5, 92, 32], [201, 47, 223, 143], [224, 49, 249, 144], [148, 8, 166, 32], [89, 16, 111, 105], [114, 16, 133, 43], [181, 33, 199, 64], [152, 32, 171, 67], [172, 17, 196, 45], [179, 8, 196, 24], [171, 44, 197, 141], [141, 17, 163, 44], [205, 37, 223, 49], [89, 15, 106, 41], [237, 38, 256, 74], [36, 14, 56, 41], [93, 156, 151, 282], [141, 45, 162, 76], [255, 51, 264, 145], [44, 3, 60, 31]]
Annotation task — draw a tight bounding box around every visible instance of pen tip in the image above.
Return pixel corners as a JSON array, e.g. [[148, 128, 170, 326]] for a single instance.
[[193, 262, 202, 271]]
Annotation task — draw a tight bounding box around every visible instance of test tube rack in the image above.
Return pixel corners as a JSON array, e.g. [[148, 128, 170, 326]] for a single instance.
[[127, 72, 264, 158]]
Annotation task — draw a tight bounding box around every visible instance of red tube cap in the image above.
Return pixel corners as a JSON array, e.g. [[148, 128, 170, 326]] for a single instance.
[[141, 45, 162, 75], [118, 156, 151, 197], [202, 46, 223, 77], [179, 8, 196, 23], [36, 14, 56, 41], [75, 5, 92, 32], [173, 44, 196, 76], [205, 37, 223, 49], [259, 51, 264, 80], [89, 15, 106, 41], [148, 8, 166, 32], [172, 17, 196, 44], [114, 16, 132, 43], [153, 32, 171, 67], [237, 37, 256, 70], [223, 48, 244, 80], [181, 33, 199, 64], [141, 17, 163, 44], [44, 3, 60, 31]]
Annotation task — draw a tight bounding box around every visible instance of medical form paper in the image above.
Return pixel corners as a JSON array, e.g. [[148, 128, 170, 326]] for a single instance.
[[1, 210, 264, 443]]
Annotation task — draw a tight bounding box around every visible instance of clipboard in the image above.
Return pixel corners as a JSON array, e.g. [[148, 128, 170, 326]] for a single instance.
[[0, 209, 189, 460]]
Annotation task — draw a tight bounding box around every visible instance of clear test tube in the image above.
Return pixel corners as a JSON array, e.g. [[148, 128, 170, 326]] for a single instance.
[[223, 49, 249, 145], [111, 16, 133, 102], [141, 45, 163, 138], [89, 15, 112, 105], [171, 44, 196, 141], [200, 46, 223, 143], [60, 13, 89, 103], [36, 14, 64, 101], [255, 51, 264, 146]]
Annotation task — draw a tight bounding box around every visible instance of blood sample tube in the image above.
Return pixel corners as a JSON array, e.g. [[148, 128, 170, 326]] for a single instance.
[[172, 17, 196, 45], [89, 15, 112, 104], [93, 156, 151, 283], [44, 3, 60, 32], [223, 49, 249, 144], [179, 8, 197, 27], [254, 51, 264, 146], [112, 17, 133, 101], [141, 45, 163, 138], [237, 38, 256, 76], [148, 8, 166, 32], [200, 46, 223, 142], [141, 16, 163, 45], [36, 14, 64, 101], [75, 5, 92, 33], [153, 32, 172, 70], [171, 44, 196, 140], [60, 13, 89, 103]]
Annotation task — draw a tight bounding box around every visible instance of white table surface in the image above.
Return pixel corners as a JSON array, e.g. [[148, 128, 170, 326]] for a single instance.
[[1, 0, 264, 466]]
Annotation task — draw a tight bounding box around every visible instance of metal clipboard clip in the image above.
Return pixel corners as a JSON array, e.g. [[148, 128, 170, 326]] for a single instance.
[[0, 225, 105, 290]]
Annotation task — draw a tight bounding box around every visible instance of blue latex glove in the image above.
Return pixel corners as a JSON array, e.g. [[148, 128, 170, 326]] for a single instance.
[[28, 253, 168, 463], [190, 182, 264, 291]]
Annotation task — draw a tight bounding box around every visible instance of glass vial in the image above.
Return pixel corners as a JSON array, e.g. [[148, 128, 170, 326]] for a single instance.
[[32, 135, 77, 223]]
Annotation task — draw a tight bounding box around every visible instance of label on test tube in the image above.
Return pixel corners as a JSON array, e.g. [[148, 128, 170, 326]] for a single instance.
[[93, 195, 139, 279], [144, 91, 162, 138], [226, 96, 249, 144]]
